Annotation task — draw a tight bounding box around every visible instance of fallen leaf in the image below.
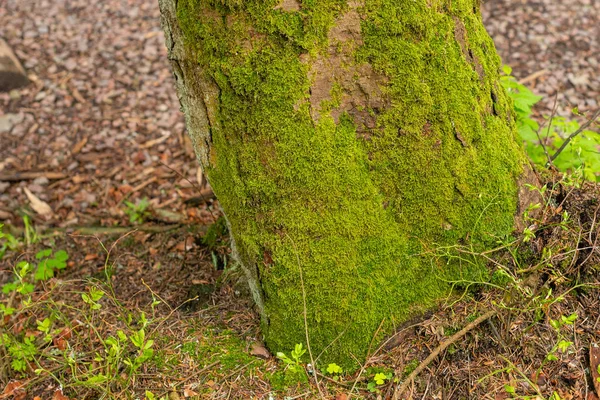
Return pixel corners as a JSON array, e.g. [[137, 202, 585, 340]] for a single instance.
[[84, 253, 99, 261], [183, 387, 198, 397], [590, 344, 600, 397], [2, 381, 26, 400], [58, 328, 72, 342], [335, 394, 349, 400], [250, 342, 271, 359], [54, 337, 67, 350], [24, 187, 52, 216], [71, 136, 88, 154], [52, 388, 70, 400]]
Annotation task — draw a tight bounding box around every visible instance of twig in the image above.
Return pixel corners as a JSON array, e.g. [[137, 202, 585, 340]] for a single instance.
[[536, 92, 558, 166], [70, 224, 183, 235], [518, 69, 549, 85], [392, 309, 497, 400], [549, 108, 600, 164], [0, 171, 67, 182]]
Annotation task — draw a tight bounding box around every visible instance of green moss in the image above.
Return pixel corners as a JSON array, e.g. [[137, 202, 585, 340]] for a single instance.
[[173, 0, 526, 369], [267, 368, 309, 392], [201, 216, 229, 249], [181, 328, 261, 372]]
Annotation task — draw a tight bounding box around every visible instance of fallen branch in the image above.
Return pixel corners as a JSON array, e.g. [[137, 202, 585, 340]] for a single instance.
[[183, 188, 216, 206], [392, 309, 497, 400], [0, 171, 67, 182], [518, 69, 549, 85], [549, 108, 600, 165], [70, 224, 183, 235]]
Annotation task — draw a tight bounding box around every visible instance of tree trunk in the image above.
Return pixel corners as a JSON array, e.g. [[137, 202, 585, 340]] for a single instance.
[[159, 0, 532, 367]]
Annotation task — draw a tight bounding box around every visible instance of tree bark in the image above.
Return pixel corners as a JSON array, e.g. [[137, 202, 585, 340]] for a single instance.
[[159, 0, 532, 367]]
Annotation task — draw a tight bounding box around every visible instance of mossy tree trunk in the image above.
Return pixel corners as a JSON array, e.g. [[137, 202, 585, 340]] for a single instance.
[[159, 0, 532, 367]]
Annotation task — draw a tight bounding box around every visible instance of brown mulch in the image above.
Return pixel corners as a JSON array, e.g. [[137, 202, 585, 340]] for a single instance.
[[483, 0, 600, 117], [1, 0, 600, 399]]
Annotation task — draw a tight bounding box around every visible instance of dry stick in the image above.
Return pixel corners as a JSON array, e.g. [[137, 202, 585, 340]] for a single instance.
[[518, 69, 549, 85], [0, 171, 67, 182], [392, 309, 497, 400], [549, 108, 600, 165], [536, 92, 559, 165]]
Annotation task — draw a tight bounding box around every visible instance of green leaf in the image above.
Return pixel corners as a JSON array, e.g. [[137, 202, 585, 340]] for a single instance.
[[35, 260, 54, 281], [504, 384, 516, 394], [326, 363, 343, 375], [89, 287, 105, 302], [54, 250, 68, 262], [37, 318, 51, 333], [374, 372, 387, 385], [35, 249, 52, 259], [557, 340, 573, 353], [131, 329, 145, 348], [2, 282, 18, 294]]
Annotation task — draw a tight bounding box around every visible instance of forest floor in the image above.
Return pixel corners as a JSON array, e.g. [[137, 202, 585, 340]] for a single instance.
[[1, 0, 599, 399]]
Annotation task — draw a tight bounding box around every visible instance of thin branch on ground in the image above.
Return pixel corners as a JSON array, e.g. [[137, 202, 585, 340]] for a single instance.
[[392, 309, 497, 400], [549, 108, 600, 164], [536, 92, 558, 165]]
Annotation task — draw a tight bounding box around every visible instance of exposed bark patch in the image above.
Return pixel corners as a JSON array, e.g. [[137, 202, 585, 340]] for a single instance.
[[490, 88, 499, 116], [422, 121, 432, 137], [453, 16, 485, 82], [274, 0, 300, 12], [159, 0, 221, 169], [306, 1, 389, 137], [454, 130, 468, 147], [515, 165, 542, 232]]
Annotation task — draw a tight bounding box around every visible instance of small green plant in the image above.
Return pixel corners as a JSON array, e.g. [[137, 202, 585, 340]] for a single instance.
[[549, 312, 577, 331], [325, 363, 343, 381], [2, 261, 35, 296], [34, 248, 68, 281], [82, 286, 105, 310], [124, 327, 155, 372], [124, 197, 151, 223], [500, 65, 543, 144], [276, 343, 306, 375], [501, 65, 600, 181], [2, 333, 38, 372], [537, 313, 577, 372], [2, 248, 68, 298], [0, 223, 21, 260], [366, 370, 393, 393]]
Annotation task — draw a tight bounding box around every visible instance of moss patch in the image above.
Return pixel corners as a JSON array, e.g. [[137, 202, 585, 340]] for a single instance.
[[172, 0, 526, 369]]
